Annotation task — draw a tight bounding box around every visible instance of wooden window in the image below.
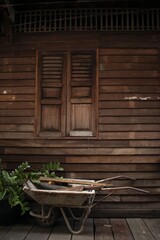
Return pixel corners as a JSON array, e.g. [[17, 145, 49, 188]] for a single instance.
[[68, 52, 96, 136], [37, 52, 66, 137], [37, 51, 97, 138]]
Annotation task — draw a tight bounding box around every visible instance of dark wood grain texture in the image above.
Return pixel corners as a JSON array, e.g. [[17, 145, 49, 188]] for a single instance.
[[0, 32, 160, 217]]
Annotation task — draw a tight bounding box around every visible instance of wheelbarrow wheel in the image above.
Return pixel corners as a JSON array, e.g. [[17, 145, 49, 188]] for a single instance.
[[35, 208, 58, 227]]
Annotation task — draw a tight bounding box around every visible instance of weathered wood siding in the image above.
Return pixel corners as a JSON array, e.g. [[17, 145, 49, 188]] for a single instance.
[[0, 50, 35, 139], [0, 32, 160, 217]]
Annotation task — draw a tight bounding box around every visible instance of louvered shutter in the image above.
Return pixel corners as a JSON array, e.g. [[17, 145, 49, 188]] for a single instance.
[[68, 52, 96, 136], [39, 52, 66, 136]]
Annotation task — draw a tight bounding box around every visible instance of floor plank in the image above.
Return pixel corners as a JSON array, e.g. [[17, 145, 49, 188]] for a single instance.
[[143, 219, 160, 240], [24, 225, 52, 240], [110, 218, 134, 240], [72, 218, 94, 240], [94, 218, 114, 240], [1, 218, 160, 240], [48, 219, 72, 240], [0, 223, 34, 240], [0, 226, 11, 239], [127, 218, 155, 240]]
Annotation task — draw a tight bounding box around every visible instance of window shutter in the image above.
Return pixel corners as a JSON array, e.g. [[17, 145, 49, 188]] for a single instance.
[[39, 52, 66, 136], [68, 52, 96, 136]]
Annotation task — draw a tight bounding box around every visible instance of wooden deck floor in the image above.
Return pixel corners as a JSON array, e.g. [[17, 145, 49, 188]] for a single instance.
[[1, 217, 160, 240]]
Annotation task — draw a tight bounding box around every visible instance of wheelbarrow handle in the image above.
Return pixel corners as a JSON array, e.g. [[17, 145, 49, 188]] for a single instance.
[[40, 177, 111, 188], [100, 186, 149, 194], [96, 175, 136, 183]]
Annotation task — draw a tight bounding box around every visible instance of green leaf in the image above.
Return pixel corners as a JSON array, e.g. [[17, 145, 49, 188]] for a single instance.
[[0, 160, 64, 215], [0, 189, 7, 200]]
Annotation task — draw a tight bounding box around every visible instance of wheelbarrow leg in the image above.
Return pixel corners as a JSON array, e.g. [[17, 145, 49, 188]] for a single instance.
[[30, 205, 58, 227], [60, 206, 92, 234], [68, 208, 87, 221]]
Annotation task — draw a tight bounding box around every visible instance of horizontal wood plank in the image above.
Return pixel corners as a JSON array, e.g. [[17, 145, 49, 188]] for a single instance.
[[0, 133, 35, 139], [0, 57, 36, 65], [100, 93, 160, 101], [100, 86, 160, 93], [4, 147, 160, 155], [0, 65, 35, 72], [0, 95, 34, 101], [100, 78, 160, 86], [0, 50, 35, 57], [99, 48, 159, 55], [0, 80, 35, 87], [99, 63, 159, 71], [66, 171, 160, 180], [99, 101, 160, 109], [92, 209, 160, 218], [0, 72, 35, 79], [0, 102, 34, 109], [99, 124, 160, 132], [0, 110, 34, 117], [57, 163, 160, 172], [99, 109, 160, 116], [96, 202, 160, 210], [0, 87, 35, 94], [99, 132, 160, 140], [0, 117, 34, 124], [1, 154, 160, 163], [0, 125, 34, 132], [99, 70, 159, 78], [65, 155, 160, 163], [99, 116, 160, 124], [0, 139, 160, 148]]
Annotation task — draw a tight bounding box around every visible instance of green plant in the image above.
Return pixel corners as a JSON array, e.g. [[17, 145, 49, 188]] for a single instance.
[[0, 161, 63, 215], [0, 161, 30, 214], [28, 162, 64, 182]]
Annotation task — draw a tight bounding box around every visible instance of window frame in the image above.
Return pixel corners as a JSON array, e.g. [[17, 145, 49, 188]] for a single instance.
[[36, 50, 99, 139]]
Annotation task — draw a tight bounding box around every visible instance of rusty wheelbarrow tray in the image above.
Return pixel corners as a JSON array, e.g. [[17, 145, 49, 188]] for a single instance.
[[23, 175, 149, 234]]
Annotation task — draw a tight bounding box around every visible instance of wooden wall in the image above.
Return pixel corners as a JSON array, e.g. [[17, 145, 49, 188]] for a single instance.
[[0, 32, 160, 217]]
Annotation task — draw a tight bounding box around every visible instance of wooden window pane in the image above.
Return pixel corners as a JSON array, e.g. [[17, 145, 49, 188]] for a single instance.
[[42, 87, 61, 99], [71, 104, 92, 131], [71, 87, 92, 98], [38, 52, 65, 136], [68, 52, 96, 137], [41, 105, 60, 132]]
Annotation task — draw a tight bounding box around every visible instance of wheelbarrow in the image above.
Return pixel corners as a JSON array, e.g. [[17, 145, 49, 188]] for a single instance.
[[23, 175, 149, 234]]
